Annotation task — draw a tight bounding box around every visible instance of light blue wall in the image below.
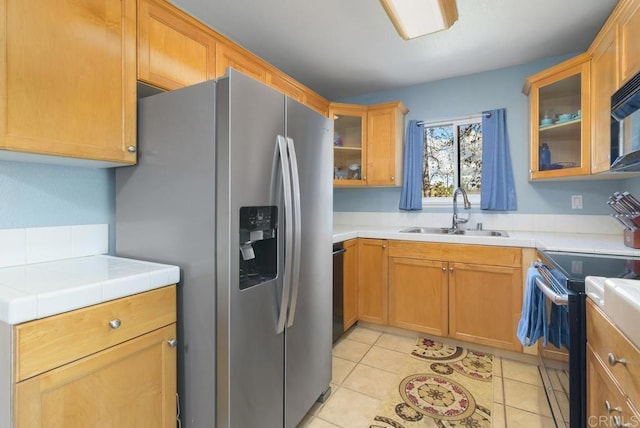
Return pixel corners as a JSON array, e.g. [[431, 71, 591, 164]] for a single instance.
[[0, 160, 115, 247], [1, 53, 637, 245], [335, 54, 632, 214]]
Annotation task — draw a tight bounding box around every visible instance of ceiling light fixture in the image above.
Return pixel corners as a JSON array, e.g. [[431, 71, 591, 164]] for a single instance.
[[380, 0, 458, 40]]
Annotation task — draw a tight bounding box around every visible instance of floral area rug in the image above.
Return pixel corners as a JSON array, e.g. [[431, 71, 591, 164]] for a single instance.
[[369, 338, 493, 428]]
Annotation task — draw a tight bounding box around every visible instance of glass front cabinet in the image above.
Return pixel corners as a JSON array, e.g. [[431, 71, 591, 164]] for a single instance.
[[523, 53, 591, 180], [330, 103, 368, 186], [330, 101, 408, 187]]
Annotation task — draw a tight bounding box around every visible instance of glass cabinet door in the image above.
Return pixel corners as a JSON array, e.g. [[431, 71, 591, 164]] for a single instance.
[[330, 104, 367, 186], [525, 54, 591, 180]]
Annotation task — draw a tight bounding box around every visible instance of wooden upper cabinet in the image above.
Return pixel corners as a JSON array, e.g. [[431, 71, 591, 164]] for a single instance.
[[330, 101, 408, 187], [137, 0, 217, 90], [267, 71, 305, 103], [0, 0, 137, 165], [619, 0, 640, 85], [330, 103, 368, 186], [303, 90, 331, 117], [137, 0, 330, 117], [523, 53, 591, 180], [590, 24, 618, 174], [216, 42, 267, 83], [367, 102, 408, 186]]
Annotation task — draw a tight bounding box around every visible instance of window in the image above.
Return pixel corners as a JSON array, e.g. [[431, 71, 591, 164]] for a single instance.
[[422, 117, 482, 205]]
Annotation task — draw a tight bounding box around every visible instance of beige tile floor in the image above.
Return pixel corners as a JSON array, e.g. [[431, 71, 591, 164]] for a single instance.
[[297, 325, 557, 428]]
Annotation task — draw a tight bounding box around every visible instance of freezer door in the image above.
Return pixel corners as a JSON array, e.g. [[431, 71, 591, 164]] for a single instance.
[[216, 69, 287, 428], [284, 98, 333, 428]]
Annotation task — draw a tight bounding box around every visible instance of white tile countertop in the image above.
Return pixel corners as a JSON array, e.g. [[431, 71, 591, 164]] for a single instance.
[[0, 255, 180, 325], [0, 224, 180, 325], [333, 224, 637, 256]]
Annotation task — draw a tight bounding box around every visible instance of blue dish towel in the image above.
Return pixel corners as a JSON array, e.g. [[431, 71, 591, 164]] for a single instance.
[[517, 267, 548, 346], [548, 304, 569, 350]]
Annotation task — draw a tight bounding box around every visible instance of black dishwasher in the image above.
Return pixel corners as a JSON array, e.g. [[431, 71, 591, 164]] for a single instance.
[[332, 243, 347, 342]]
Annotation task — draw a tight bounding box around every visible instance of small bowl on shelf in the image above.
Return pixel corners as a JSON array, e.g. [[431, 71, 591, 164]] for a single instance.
[[556, 161, 577, 168], [540, 161, 577, 171], [540, 163, 563, 171], [557, 113, 573, 122], [540, 118, 554, 126]]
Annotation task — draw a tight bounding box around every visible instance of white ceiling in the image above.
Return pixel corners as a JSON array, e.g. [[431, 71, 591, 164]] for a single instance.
[[169, 0, 618, 100]]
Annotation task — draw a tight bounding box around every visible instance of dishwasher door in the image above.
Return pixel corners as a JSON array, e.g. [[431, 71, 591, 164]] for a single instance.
[[332, 243, 346, 342]]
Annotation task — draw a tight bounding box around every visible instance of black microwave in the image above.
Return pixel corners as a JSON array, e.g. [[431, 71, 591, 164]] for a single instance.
[[611, 70, 640, 171]]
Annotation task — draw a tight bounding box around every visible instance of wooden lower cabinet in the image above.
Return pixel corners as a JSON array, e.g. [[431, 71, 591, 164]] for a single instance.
[[12, 286, 177, 428], [587, 345, 640, 428], [586, 300, 640, 427], [382, 240, 522, 352], [388, 257, 448, 336], [448, 262, 522, 351], [343, 239, 359, 330], [15, 325, 176, 428], [357, 239, 388, 325]]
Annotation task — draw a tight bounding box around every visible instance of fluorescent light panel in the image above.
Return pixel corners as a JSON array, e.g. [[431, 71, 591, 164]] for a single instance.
[[381, 0, 458, 40]]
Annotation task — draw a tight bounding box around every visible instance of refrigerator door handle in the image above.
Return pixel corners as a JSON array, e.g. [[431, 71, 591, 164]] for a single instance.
[[285, 137, 302, 327], [276, 135, 294, 334]]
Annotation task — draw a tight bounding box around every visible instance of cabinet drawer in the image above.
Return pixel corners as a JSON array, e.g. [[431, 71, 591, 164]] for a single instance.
[[587, 344, 640, 426], [587, 300, 640, 407], [15, 285, 176, 382], [388, 241, 521, 267]]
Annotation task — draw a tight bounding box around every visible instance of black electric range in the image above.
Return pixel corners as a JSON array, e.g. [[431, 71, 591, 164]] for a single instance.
[[538, 250, 640, 293], [535, 249, 640, 428]]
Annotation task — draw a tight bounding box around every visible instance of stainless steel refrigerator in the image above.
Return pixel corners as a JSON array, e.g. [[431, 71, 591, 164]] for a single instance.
[[115, 69, 333, 428]]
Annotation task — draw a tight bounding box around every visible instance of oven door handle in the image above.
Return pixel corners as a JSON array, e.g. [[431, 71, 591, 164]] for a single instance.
[[534, 277, 569, 306]]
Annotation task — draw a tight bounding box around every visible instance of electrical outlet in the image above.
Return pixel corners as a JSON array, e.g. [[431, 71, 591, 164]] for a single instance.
[[571, 194, 583, 209]]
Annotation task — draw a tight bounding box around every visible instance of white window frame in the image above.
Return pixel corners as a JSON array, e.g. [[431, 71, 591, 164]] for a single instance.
[[421, 116, 482, 207]]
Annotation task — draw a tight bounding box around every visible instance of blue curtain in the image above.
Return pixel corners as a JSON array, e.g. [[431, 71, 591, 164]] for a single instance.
[[399, 120, 424, 210], [480, 108, 517, 211]]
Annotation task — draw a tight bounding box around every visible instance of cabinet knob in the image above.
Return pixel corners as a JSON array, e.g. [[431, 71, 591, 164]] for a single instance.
[[449, 267, 454, 272], [382, 244, 386, 249], [607, 352, 627, 366], [109, 319, 121, 329], [127, 146, 137, 153], [441, 267, 446, 272], [390, 176, 394, 181], [168, 338, 178, 348], [363, 176, 367, 180], [605, 400, 622, 414]]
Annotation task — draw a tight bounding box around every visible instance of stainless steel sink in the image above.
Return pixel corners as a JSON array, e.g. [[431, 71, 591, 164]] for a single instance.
[[399, 227, 509, 237], [399, 227, 452, 234], [453, 229, 509, 237]]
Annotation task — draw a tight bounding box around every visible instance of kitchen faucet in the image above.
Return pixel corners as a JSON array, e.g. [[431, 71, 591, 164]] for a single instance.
[[451, 187, 471, 231]]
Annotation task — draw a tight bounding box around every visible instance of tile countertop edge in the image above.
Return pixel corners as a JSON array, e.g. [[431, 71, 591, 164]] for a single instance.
[[333, 225, 635, 256], [0, 255, 180, 326]]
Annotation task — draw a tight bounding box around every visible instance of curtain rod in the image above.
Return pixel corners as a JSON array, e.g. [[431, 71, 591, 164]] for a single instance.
[[416, 111, 491, 126]]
